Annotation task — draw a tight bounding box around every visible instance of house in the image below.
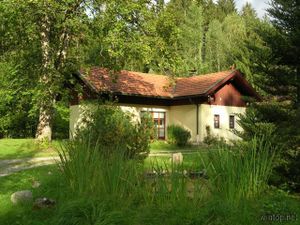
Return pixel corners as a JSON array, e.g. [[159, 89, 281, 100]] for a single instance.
[[70, 67, 260, 142]]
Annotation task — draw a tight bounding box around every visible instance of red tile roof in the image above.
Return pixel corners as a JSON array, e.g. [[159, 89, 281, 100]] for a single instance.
[[79, 67, 241, 98], [174, 71, 234, 97]]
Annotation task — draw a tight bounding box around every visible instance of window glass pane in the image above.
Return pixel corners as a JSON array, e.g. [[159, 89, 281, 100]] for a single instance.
[[158, 129, 164, 137], [229, 115, 234, 129], [153, 112, 159, 118], [214, 114, 220, 128], [159, 119, 164, 126], [159, 112, 165, 119]]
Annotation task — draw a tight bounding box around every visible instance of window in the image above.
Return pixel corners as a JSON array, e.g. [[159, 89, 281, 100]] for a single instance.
[[214, 114, 220, 128], [229, 115, 235, 129]]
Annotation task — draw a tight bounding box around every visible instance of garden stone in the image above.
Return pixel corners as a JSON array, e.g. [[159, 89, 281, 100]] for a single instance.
[[172, 153, 183, 164], [33, 197, 56, 209], [10, 190, 33, 205], [32, 180, 41, 188]]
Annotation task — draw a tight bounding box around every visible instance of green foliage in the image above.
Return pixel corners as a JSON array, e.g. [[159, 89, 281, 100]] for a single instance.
[[75, 102, 152, 159], [206, 136, 279, 204], [52, 103, 70, 139], [266, 0, 299, 105], [0, 60, 38, 138], [177, 2, 204, 74], [236, 102, 300, 192], [1, 142, 300, 225], [167, 124, 191, 147], [234, 108, 277, 142], [58, 137, 140, 199]]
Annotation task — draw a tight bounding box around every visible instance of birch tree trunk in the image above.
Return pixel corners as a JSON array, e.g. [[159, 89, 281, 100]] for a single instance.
[[36, 12, 53, 141]]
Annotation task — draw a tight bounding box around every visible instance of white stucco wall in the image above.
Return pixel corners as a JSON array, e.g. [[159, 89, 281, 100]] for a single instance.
[[199, 104, 246, 141], [70, 102, 246, 142], [168, 105, 198, 141], [69, 103, 96, 137]]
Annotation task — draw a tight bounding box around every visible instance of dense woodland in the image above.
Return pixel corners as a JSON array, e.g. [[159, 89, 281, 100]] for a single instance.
[[0, 0, 299, 190]]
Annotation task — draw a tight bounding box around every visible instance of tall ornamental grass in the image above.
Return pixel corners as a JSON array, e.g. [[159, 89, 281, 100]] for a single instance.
[[57, 134, 210, 225], [58, 136, 142, 199], [206, 136, 278, 204]]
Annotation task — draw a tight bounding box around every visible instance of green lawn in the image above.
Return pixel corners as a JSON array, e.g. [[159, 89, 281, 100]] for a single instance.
[[0, 139, 211, 160], [145, 152, 209, 171], [0, 165, 64, 225], [149, 140, 212, 152], [0, 139, 61, 159]]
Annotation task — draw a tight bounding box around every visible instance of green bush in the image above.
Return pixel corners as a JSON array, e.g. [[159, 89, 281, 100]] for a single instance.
[[167, 124, 191, 147], [52, 102, 70, 139], [75, 102, 153, 159]]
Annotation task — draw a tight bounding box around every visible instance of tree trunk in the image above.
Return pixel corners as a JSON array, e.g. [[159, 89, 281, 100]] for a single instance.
[[36, 12, 53, 141], [297, 65, 300, 108], [36, 102, 54, 141]]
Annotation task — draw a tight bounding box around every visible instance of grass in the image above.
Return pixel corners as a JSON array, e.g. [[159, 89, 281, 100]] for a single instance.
[[145, 152, 209, 171], [0, 164, 299, 224], [150, 140, 212, 152], [0, 139, 60, 159], [0, 139, 209, 160], [0, 165, 65, 225], [206, 137, 279, 204]]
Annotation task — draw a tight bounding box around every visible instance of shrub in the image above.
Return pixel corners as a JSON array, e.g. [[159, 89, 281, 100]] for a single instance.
[[167, 124, 191, 147], [75, 102, 153, 159]]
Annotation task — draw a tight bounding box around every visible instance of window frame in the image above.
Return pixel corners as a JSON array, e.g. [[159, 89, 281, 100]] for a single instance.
[[214, 114, 220, 129], [229, 115, 235, 129]]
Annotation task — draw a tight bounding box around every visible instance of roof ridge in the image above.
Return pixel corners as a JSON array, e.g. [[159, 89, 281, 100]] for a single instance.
[[202, 70, 236, 94]]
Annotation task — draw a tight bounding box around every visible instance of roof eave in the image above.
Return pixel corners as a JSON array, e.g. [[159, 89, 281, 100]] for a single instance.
[[205, 70, 262, 101]]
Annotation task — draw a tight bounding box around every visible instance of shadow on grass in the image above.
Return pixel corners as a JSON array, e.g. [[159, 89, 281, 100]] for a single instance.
[[0, 139, 63, 160]]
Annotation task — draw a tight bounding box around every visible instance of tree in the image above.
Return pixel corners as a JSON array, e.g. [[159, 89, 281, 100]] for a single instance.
[[267, 0, 300, 107], [178, 2, 204, 75], [1, 0, 91, 141], [205, 19, 225, 72], [216, 0, 237, 21], [241, 2, 257, 18]]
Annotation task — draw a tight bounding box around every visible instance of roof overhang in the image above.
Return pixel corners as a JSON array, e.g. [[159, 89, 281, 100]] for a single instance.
[[72, 69, 261, 104]]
